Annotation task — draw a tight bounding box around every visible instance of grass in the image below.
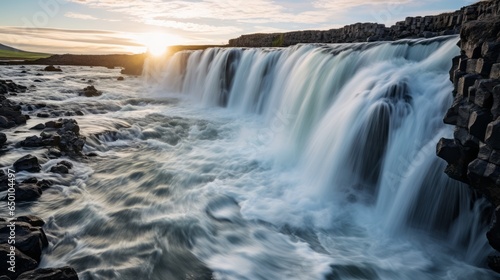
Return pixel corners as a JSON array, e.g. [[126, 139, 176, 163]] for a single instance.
[[272, 34, 284, 47], [0, 49, 51, 60]]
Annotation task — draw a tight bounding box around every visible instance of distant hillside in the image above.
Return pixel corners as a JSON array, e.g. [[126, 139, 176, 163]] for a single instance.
[[0, 43, 50, 60]]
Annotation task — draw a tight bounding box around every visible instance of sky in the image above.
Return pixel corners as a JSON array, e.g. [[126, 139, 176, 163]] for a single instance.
[[0, 0, 478, 54]]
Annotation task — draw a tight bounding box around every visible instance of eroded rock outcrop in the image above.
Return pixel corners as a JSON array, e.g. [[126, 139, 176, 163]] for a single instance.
[[228, 0, 499, 47], [435, 2, 500, 272]]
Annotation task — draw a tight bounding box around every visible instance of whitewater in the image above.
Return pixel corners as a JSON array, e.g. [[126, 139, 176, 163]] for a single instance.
[[1, 35, 498, 279]]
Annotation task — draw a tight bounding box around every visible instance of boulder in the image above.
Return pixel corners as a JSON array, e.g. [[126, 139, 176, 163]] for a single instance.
[[13, 155, 42, 173], [17, 267, 79, 280], [0, 244, 38, 279], [80, 86, 102, 97], [50, 164, 69, 174], [31, 123, 46, 130], [43, 65, 62, 72], [0, 221, 48, 262], [14, 215, 45, 227], [59, 160, 73, 169], [4, 184, 43, 202], [117, 76, 124, 81]]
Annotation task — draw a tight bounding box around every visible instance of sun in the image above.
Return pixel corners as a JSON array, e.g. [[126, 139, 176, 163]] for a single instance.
[[141, 32, 173, 57]]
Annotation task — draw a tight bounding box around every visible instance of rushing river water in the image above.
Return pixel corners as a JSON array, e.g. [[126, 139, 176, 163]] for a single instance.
[[1, 36, 498, 280]]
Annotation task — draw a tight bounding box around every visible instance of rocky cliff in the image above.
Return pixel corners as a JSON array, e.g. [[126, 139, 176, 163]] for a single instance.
[[228, 0, 499, 47], [433, 1, 500, 270], [436, 11, 500, 207]]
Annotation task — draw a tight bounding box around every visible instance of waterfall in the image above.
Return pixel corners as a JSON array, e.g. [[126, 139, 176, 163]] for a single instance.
[[145, 36, 493, 267]]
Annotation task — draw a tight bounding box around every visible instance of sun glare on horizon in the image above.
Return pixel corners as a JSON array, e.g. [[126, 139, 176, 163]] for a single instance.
[[140, 32, 179, 56]]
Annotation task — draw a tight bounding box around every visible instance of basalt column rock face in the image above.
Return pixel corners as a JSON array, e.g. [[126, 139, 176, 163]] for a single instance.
[[228, 0, 499, 47], [436, 7, 500, 270], [437, 15, 500, 206]]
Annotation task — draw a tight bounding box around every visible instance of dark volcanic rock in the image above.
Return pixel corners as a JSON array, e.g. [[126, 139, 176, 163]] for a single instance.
[[43, 65, 62, 72], [80, 86, 102, 97], [14, 215, 45, 227], [0, 96, 27, 128], [31, 123, 46, 130], [488, 207, 500, 252], [17, 266, 79, 280], [0, 244, 38, 279], [50, 164, 69, 174], [13, 155, 42, 173], [5, 184, 43, 202], [117, 76, 124, 81], [0, 221, 48, 262], [0, 132, 6, 146]]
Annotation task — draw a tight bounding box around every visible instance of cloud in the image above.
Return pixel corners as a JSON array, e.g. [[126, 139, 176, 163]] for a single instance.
[[0, 26, 145, 54], [65, 12, 99, 20], [64, 11, 121, 22], [68, 0, 417, 28]]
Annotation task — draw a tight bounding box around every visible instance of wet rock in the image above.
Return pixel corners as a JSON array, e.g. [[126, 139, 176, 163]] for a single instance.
[[0, 115, 9, 127], [58, 160, 73, 169], [86, 152, 98, 157], [0, 170, 10, 191], [0, 132, 6, 146], [488, 207, 500, 252], [37, 112, 50, 118], [488, 256, 500, 274], [0, 99, 27, 127], [5, 184, 43, 202], [485, 118, 500, 150], [48, 148, 62, 158], [0, 244, 38, 279], [436, 138, 461, 163], [468, 109, 492, 140], [17, 266, 79, 280], [13, 155, 42, 173], [20, 136, 43, 147], [22, 177, 38, 184], [75, 110, 84, 116], [80, 85, 102, 97], [0, 221, 48, 262], [36, 179, 53, 189], [31, 123, 46, 130], [50, 164, 69, 174], [117, 76, 124, 81], [14, 216, 45, 227], [45, 120, 61, 129], [43, 65, 62, 72]]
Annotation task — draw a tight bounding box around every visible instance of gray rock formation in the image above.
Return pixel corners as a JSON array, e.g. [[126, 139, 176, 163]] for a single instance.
[[228, 0, 499, 47]]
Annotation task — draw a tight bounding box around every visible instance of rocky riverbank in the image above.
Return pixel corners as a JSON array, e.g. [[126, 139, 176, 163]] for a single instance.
[[228, 0, 499, 47], [23, 54, 147, 76], [0, 78, 100, 279]]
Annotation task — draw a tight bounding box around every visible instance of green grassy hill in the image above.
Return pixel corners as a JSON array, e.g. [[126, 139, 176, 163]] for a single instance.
[[0, 44, 50, 60]]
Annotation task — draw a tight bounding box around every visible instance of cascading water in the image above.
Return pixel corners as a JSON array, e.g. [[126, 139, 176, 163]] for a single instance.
[[7, 36, 496, 280], [143, 36, 496, 279]]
